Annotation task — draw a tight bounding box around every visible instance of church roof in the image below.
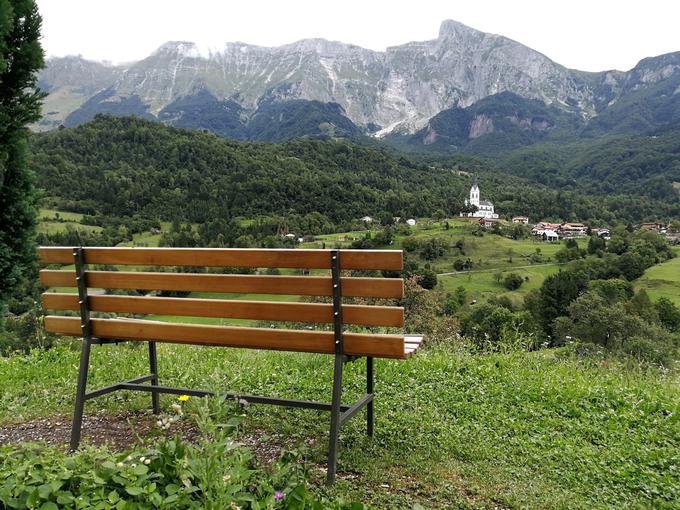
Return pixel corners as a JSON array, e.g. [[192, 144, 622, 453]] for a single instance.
[[479, 200, 493, 206], [471, 175, 479, 189]]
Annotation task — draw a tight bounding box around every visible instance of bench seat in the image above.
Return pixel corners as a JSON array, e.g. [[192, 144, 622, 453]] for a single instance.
[[38, 246, 423, 485]]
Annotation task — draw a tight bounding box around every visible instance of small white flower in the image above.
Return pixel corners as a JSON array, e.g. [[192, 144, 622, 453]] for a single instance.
[[116, 462, 124, 467], [144, 458, 151, 465], [140, 456, 146, 462]]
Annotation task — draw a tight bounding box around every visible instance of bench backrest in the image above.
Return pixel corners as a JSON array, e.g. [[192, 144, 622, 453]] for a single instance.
[[39, 247, 409, 359]]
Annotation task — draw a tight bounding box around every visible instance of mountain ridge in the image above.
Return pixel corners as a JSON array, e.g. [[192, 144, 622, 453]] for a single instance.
[[36, 20, 680, 144]]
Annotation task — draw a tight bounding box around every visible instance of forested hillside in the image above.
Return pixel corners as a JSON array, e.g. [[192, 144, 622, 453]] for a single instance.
[[29, 115, 680, 229], [32, 116, 466, 225], [500, 131, 680, 200], [391, 92, 582, 155]]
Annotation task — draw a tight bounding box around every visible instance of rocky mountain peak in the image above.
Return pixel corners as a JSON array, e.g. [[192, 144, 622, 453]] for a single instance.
[[150, 41, 202, 59], [282, 38, 359, 56], [438, 19, 486, 41]]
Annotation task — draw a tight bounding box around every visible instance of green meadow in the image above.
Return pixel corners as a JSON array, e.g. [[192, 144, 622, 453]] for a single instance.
[[439, 264, 561, 306], [636, 247, 680, 305], [1, 343, 678, 509], [38, 208, 103, 235]]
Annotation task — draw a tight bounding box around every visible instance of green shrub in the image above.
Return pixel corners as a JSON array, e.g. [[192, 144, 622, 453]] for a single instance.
[[503, 273, 524, 291], [417, 269, 438, 290], [0, 431, 364, 510]]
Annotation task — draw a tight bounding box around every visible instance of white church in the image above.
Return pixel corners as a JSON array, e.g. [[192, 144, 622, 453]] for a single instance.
[[460, 176, 498, 219]]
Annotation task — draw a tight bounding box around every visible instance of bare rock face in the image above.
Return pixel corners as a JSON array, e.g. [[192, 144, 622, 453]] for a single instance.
[[468, 115, 495, 139], [422, 125, 439, 145], [36, 20, 679, 136]]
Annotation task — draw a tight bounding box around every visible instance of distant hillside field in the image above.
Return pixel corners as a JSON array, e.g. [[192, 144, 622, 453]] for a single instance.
[[636, 247, 680, 305]]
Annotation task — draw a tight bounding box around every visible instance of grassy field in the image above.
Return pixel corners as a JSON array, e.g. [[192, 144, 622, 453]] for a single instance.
[[38, 208, 103, 235], [302, 219, 573, 307], [304, 219, 573, 274], [439, 264, 562, 306], [39, 209, 85, 222], [407, 221, 582, 273], [0, 343, 678, 509], [635, 247, 680, 305]]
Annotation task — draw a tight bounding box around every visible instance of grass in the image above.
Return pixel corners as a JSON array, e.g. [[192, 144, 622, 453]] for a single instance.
[[39, 209, 85, 222], [37, 221, 103, 235], [37, 208, 103, 235], [635, 247, 680, 305], [0, 343, 678, 509], [439, 264, 561, 305], [401, 221, 578, 274], [116, 230, 163, 247], [303, 219, 577, 275]]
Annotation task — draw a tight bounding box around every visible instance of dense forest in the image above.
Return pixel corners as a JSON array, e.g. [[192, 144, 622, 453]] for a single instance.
[[499, 131, 680, 200], [32, 116, 468, 225], [30, 116, 680, 232]]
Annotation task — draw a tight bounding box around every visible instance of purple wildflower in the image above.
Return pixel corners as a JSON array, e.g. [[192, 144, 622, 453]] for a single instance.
[[274, 491, 284, 502]]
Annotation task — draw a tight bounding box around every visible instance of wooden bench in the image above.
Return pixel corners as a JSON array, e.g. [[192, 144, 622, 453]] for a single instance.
[[39, 246, 422, 484]]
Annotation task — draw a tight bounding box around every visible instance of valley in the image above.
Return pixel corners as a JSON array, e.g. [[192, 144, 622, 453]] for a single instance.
[[38, 208, 679, 321]]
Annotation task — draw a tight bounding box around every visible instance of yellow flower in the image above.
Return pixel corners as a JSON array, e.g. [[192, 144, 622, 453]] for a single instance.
[[178, 395, 190, 402]]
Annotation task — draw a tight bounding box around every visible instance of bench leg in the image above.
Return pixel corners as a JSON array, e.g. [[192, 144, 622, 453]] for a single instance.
[[70, 338, 92, 451], [148, 341, 160, 414], [366, 357, 374, 437], [326, 354, 344, 485]]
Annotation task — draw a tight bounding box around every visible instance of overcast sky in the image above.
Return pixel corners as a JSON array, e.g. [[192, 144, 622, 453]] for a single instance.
[[37, 0, 679, 72]]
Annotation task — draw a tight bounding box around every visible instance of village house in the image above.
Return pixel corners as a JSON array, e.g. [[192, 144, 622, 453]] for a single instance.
[[479, 217, 501, 229], [543, 230, 560, 242], [559, 223, 588, 238], [531, 222, 561, 237], [640, 222, 665, 232], [591, 228, 611, 240], [512, 216, 529, 224]]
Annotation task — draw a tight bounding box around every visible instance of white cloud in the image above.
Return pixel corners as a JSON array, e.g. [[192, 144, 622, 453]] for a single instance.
[[37, 0, 680, 71]]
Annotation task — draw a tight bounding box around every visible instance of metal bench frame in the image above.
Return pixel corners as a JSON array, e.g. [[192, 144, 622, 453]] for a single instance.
[[70, 247, 373, 485]]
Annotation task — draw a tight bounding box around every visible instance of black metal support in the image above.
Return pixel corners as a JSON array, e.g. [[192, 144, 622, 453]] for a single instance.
[[148, 341, 160, 414], [367, 356, 374, 437], [327, 353, 344, 485], [327, 250, 344, 485], [70, 247, 91, 451], [340, 393, 374, 426]]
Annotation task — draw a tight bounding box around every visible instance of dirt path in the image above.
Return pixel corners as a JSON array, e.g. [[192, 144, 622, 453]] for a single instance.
[[0, 412, 290, 466], [438, 262, 564, 276], [0, 411, 200, 452]]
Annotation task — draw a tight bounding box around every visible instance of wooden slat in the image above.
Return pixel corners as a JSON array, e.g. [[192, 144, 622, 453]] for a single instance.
[[38, 247, 403, 270], [39, 270, 404, 299], [43, 316, 406, 359], [404, 335, 424, 358], [42, 293, 404, 327]]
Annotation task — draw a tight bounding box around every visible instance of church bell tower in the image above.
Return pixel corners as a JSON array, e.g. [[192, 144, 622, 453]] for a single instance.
[[469, 176, 480, 207]]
